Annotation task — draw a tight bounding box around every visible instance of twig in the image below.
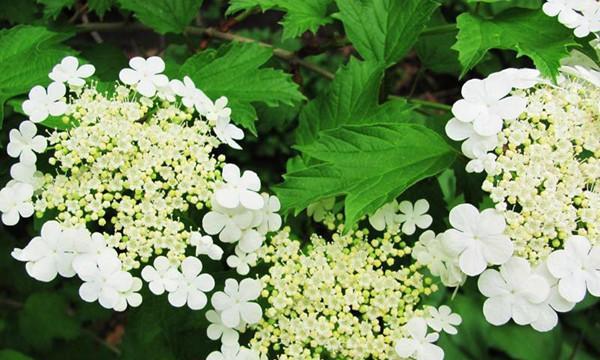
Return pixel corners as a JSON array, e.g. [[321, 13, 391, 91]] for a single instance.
[[82, 328, 122, 356], [76, 22, 336, 80]]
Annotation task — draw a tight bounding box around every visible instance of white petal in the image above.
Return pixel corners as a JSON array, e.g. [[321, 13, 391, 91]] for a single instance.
[[240, 191, 264, 210], [181, 256, 202, 277], [215, 188, 240, 209], [187, 290, 208, 310], [168, 289, 188, 307], [240, 302, 262, 324], [119, 68, 140, 85], [491, 96, 527, 120], [459, 245, 487, 276], [221, 307, 241, 328], [482, 296, 512, 325], [449, 203, 479, 233], [478, 269, 509, 297], [239, 278, 262, 301], [558, 274, 587, 303]]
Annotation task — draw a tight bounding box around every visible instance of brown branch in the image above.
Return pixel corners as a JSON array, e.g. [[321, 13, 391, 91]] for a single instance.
[[76, 22, 335, 80]]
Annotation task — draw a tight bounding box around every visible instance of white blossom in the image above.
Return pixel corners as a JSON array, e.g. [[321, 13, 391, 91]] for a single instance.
[[368, 200, 399, 231], [113, 277, 143, 312], [306, 197, 335, 222], [49, 56, 95, 87], [167, 257, 215, 310], [7, 121, 47, 164], [141, 256, 182, 295], [452, 75, 526, 136], [206, 309, 240, 345], [253, 194, 282, 234], [11, 220, 76, 281], [227, 246, 258, 275], [211, 278, 263, 328], [397, 199, 433, 235], [530, 261, 576, 332], [412, 230, 466, 287], [478, 257, 550, 326], [395, 317, 444, 360], [444, 204, 514, 276], [190, 232, 223, 260], [0, 182, 34, 226], [215, 164, 264, 210], [22, 82, 67, 123], [425, 305, 462, 335], [203, 200, 254, 243], [445, 118, 498, 160], [547, 235, 600, 303], [118, 56, 169, 97], [170, 75, 210, 110]]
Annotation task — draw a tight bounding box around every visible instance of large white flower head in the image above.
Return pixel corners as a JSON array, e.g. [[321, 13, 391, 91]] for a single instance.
[[248, 206, 460, 360], [2, 55, 279, 317]]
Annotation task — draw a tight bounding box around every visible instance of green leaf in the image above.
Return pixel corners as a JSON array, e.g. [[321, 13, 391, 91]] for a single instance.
[[117, 0, 204, 34], [453, 9, 577, 79], [18, 292, 80, 349], [37, 0, 75, 19], [88, 0, 115, 17], [0, 350, 34, 360], [415, 11, 461, 76], [276, 123, 456, 227], [295, 58, 384, 146], [226, 0, 277, 14], [276, 0, 334, 40], [334, 0, 439, 66], [0, 25, 74, 128], [180, 42, 304, 134], [80, 43, 127, 81]]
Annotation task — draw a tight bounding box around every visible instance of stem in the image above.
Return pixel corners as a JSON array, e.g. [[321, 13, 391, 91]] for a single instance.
[[408, 98, 452, 111], [76, 22, 335, 80]]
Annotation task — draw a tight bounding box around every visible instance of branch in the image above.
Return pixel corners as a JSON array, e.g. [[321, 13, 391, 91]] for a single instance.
[[76, 22, 335, 80]]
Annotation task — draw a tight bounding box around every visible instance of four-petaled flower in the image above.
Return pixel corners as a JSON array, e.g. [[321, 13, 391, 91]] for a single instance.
[[0, 182, 34, 226], [141, 256, 182, 295], [425, 305, 462, 335], [170, 75, 211, 111], [22, 82, 67, 123], [206, 309, 240, 345], [215, 164, 264, 210], [452, 75, 526, 136], [478, 257, 550, 326], [368, 200, 399, 231], [395, 317, 444, 360], [397, 199, 433, 235], [203, 200, 254, 243], [168, 257, 215, 310], [119, 56, 169, 97], [7, 121, 47, 164], [190, 232, 224, 260], [547, 235, 600, 303], [227, 247, 258, 275], [211, 278, 263, 328], [254, 194, 282, 234], [444, 203, 514, 276], [49, 56, 95, 87], [445, 118, 498, 160]]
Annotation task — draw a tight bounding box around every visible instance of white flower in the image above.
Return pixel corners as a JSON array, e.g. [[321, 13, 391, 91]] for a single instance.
[[227, 246, 258, 275], [7, 121, 47, 164], [395, 317, 444, 360], [211, 278, 263, 328], [118, 56, 169, 97], [214, 117, 244, 150], [168, 257, 215, 310], [478, 257, 550, 326], [530, 261, 576, 332], [206, 96, 232, 122], [238, 229, 264, 253], [0, 182, 34, 226], [547, 235, 600, 303], [452, 75, 526, 136], [203, 200, 254, 243], [466, 153, 497, 174], [412, 230, 466, 287], [22, 82, 67, 123], [190, 232, 223, 260], [49, 56, 95, 87], [445, 118, 498, 159], [113, 277, 143, 312], [74, 248, 134, 310], [444, 203, 514, 276], [72, 232, 108, 270], [207, 343, 260, 360], [307, 197, 335, 222], [571, 2, 600, 38], [206, 309, 239, 345], [11, 220, 75, 281], [141, 256, 182, 295], [170, 76, 210, 110], [397, 199, 433, 235], [495, 68, 541, 89], [543, 0, 580, 25], [10, 162, 36, 184], [253, 194, 282, 234], [368, 200, 399, 231], [215, 164, 264, 210], [425, 305, 462, 335]]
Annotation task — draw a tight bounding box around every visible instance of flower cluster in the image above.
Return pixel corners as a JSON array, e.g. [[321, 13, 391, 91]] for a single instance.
[[3, 56, 281, 314], [248, 211, 461, 360], [543, 0, 600, 38], [442, 61, 600, 332]]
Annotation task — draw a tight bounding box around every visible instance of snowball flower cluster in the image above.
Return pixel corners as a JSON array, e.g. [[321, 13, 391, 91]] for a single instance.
[[543, 0, 600, 38], [2, 56, 280, 315], [249, 216, 458, 359]]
